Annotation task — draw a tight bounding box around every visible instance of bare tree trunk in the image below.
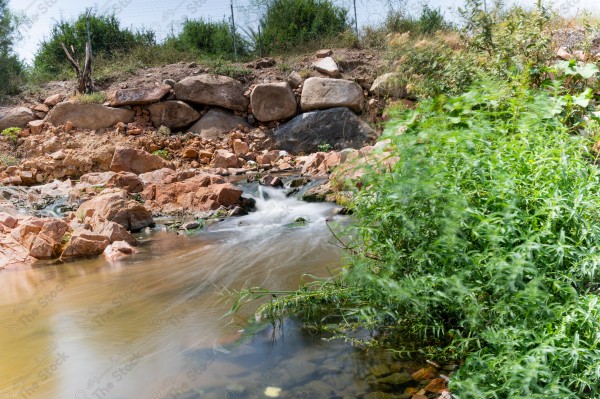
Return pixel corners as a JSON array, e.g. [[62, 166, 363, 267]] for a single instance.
[[61, 13, 94, 94]]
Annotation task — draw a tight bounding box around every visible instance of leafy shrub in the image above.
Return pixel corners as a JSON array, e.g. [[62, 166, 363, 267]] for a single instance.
[[33, 12, 155, 77], [152, 149, 171, 160], [259, 0, 349, 53], [245, 75, 600, 397], [1, 127, 20, 144], [166, 18, 248, 59]]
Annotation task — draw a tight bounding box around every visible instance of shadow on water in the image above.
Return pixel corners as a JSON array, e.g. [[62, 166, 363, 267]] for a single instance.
[[0, 185, 425, 399]]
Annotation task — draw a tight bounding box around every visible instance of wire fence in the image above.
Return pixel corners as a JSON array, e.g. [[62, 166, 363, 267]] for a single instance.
[[13, 0, 594, 64]]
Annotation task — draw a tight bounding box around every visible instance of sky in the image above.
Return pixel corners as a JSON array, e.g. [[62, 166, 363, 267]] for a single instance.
[[9, 0, 600, 64]]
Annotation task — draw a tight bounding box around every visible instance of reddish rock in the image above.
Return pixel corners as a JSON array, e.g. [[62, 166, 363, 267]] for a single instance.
[[61, 227, 111, 258], [104, 241, 137, 261], [89, 214, 137, 246], [10, 218, 45, 249], [212, 149, 239, 168], [77, 188, 154, 232], [411, 366, 438, 382], [142, 174, 243, 215], [424, 378, 447, 393], [28, 120, 45, 135], [0, 234, 36, 268], [232, 139, 249, 156], [259, 175, 283, 187], [110, 147, 174, 175], [79, 172, 117, 186], [107, 172, 144, 193], [29, 219, 69, 259], [0, 212, 17, 229], [182, 148, 199, 159], [44, 93, 64, 107]]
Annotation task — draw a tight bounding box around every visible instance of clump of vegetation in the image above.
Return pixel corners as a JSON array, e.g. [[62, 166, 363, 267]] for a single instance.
[[165, 18, 248, 60], [258, 0, 349, 53], [1, 127, 20, 144], [75, 91, 106, 104], [317, 143, 332, 152], [152, 149, 171, 160], [0, 152, 18, 166]]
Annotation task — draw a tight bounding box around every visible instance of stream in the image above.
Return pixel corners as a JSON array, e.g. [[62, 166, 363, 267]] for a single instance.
[[0, 183, 423, 399]]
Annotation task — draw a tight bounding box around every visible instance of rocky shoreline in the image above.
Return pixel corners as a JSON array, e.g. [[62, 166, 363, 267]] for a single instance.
[[0, 48, 406, 268]]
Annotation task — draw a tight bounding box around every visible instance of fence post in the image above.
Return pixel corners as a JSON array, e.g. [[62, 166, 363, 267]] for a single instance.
[[230, 0, 238, 62], [353, 0, 358, 38]]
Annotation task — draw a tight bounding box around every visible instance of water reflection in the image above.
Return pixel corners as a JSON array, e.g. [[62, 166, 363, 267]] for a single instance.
[[0, 187, 421, 399]]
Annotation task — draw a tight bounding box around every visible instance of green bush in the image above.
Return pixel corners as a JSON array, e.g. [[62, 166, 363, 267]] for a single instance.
[[33, 12, 155, 77], [1, 127, 20, 144], [166, 18, 248, 59], [258, 0, 349, 53], [245, 74, 600, 397]]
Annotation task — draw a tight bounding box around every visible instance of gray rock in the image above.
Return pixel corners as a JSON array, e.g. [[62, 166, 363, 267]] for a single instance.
[[251, 82, 297, 122], [0, 107, 35, 131], [288, 71, 304, 88], [180, 221, 200, 230], [313, 56, 341, 77], [175, 74, 249, 112], [273, 107, 375, 153], [147, 101, 200, 130], [189, 109, 249, 139], [301, 77, 363, 112], [45, 102, 134, 130], [370, 73, 406, 98], [108, 84, 171, 106]]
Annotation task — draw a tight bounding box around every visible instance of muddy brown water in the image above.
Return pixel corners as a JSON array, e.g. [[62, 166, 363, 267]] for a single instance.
[[0, 186, 424, 399]]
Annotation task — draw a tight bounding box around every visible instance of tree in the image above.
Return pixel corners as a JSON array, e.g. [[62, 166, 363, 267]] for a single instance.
[[33, 12, 155, 77], [0, 0, 25, 96]]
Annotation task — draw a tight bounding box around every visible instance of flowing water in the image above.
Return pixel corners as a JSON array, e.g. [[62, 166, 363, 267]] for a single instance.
[[0, 184, 423, 399]]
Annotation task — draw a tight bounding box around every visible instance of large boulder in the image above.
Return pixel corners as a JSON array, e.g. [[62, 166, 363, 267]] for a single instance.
[[300, 78, 364, 112], [77, 188, 154, 231], [141, 173, 243, 215], [175, 74, 249, 112], [45, 101, 135, 129], [188, 109, 249, 139], [110, 147, 174, 175], [272, 107, 375, 154], [370, 73, 406, 98], [147, 101, 200, 130], [61, 227, 110, 259], [109, 84, 171, 106], [250, 82, 297, 122], [0, 107, 36, 131]]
